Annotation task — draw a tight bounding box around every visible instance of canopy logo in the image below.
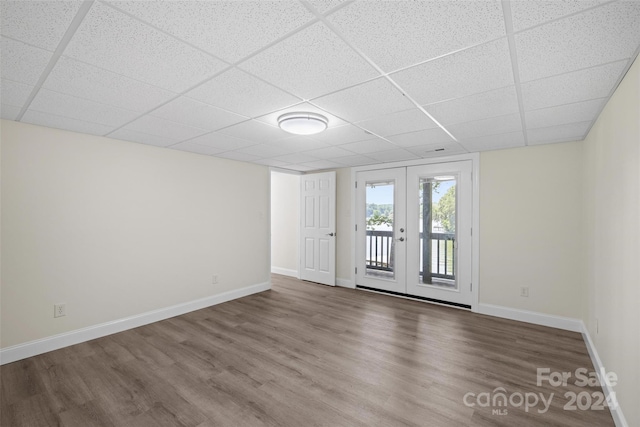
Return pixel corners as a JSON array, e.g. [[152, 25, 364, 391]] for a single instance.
[[462, 367, 619, 416]]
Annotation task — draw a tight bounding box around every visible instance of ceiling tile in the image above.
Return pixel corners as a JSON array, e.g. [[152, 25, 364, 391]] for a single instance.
[[1, 79, 33, 107], [240, 22, 378, 99], [1, 104, 21, 120], [525, 98, 606, 129], [391, 38, 514, 105], [22, 110, 114, 136], [30, 88, 138, 127], [150, 97, 248, 132], [117, 115, 207, 141], [447, 113, 523, 140], [43, 57, 176, 112], [186, 132, 257, 151], [407, 142, 468, 158], [425, 86, 520, 125], [510, 1, 610, 31], [254, 158, 292, 168], [0, 1, 83, 50], [337, 138, 398, 154], [366, 149, 419, 163], [527, 121, 592, 145], [458, 131, 526, 152], [186, 68, 301, 118], [303, 146, 355, 159], [215, 151, 262, 163], [107, 1, 314, 63], [270, 136, 330, 152], [271, 152, 320, 164], [313, 78, 415, 122], [356, 108, 438, 137], [516, 2, 640, 82], [299, 159, 344, 169], [332, 154, 377, 167], [387, 128, 455, 148], [521, 61, 628, 111], [235, 144, 290, 158], [64, 2, 226, 92], [169, 142, 225, 156], [109, 128, 177, 147], [327, 0, 505, 72], [307, 0, 346, 15], [308, 124, 375, 145], [217, 120, 290, 143], [256, 102, 346, 130], [0, 37, 52, 85]]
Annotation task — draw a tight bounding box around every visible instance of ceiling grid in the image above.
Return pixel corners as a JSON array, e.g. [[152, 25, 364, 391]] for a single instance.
[[1, 0, 638, 172]]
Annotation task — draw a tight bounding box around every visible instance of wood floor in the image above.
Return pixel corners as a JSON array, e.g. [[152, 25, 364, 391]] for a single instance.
[[1, 274, 614, 426]]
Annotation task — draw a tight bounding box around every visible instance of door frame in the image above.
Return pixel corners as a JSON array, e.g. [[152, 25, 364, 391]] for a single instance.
[[350, 153, 480, 311]]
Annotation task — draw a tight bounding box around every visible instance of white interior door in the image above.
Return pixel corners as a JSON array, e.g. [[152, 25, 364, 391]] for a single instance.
[[300, 171, 336, 286], [406, 161, 473, 306], [355, 168, 406, 293]]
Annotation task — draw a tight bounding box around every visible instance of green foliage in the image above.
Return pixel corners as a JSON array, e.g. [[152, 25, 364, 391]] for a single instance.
[[366, 203, 392, 218], [432, 186, 456, 232], [366, 203, 393, 229], [367, 212, 393, 229]]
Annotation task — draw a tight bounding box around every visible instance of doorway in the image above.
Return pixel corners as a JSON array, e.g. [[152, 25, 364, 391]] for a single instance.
[[355, 161, 474, 308]]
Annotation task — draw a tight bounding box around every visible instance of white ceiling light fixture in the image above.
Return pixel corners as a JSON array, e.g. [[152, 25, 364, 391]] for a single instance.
[[278, 112, 328, 135]]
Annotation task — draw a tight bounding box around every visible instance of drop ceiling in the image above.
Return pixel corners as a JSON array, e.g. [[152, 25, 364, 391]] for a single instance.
[[1, 0, 639, 172]]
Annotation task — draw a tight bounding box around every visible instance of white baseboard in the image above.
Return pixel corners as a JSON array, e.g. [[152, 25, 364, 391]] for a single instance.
[[336, 277, 355, 288], [581, 322, 628, 427], [476, 303, 583, 332], [0, 281, 271, 365], [271, 267, 298, 278]]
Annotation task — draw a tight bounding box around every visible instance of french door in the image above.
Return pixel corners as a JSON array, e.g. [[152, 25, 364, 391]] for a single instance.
[[355, 161, 473, 307], [354, 168, 406, 293]]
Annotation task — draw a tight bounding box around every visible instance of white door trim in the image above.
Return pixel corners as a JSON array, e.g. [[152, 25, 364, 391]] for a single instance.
[[350, 153, 480, 311]]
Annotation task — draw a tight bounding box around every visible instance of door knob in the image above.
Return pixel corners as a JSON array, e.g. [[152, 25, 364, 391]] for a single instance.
[[326, 232, 335, 236], [397, 237, 405, 242]]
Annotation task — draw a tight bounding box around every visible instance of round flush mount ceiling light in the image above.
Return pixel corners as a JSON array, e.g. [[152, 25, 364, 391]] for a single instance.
[[277, 112, 328, 135]]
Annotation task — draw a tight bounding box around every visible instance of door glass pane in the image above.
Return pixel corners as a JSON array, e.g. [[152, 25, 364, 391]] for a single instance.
[[365, 181, 395, 280], [419, 176, 457, 289]]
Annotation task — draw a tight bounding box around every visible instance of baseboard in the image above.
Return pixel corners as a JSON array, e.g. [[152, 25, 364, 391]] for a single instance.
[[336, 277, 355, 289], [581, 322, 628, 427], [271, 267, 298, 278], [0, 281, 271, 365], [476, 303, 583, 332]]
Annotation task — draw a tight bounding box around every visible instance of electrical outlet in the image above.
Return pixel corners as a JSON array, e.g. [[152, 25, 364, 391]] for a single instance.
[[54, 303, 66, 318], [212, 275, 218, 284], [520, 287, 529, 297]]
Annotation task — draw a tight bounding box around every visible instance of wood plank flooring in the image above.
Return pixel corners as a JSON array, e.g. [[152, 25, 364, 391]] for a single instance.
[[1, 274, 614, 426]]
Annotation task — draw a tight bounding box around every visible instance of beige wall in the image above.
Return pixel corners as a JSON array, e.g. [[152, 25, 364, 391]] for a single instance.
[[1, 120, 270, 348], [479, 142, 585, 318], [583, 57, 639, 426], [270, 171, 299, 274]]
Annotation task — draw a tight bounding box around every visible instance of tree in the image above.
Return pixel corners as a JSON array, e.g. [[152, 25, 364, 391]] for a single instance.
[[366, 211, 393, 229], [433, 186, 456, 232], [366, 203, 393, 229]]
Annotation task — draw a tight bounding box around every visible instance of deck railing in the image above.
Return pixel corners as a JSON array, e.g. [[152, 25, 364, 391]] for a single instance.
[[365, 230, 455, 280]]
